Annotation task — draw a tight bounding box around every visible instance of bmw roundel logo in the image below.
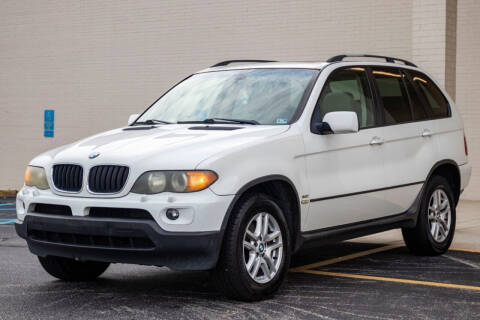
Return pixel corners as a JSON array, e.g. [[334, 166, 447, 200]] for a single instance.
[[89, 152, 100, 159]]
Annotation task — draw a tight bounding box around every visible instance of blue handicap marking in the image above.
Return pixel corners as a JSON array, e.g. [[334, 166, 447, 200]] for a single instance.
[[0, 219, 17, 225], [0, 203, 15, 207], [44, 109, 55, 138]]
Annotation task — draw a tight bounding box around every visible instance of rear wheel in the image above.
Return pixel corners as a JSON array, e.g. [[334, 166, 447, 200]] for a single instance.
[[213, 193, 290, 301], [38, 256, 110, 281], [402, 175, 456, 255]]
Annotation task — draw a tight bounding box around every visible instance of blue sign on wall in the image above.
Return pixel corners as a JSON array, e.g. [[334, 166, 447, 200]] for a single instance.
[[44, 109, 54, 138]]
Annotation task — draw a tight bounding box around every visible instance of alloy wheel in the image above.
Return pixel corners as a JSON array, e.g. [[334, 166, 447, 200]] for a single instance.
[[427, 188, 452, 243], [243, 212, 284, 284]]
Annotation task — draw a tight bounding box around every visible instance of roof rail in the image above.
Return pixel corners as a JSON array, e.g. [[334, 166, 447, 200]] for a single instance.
[[327, 54, 417, 67], [210, 60, 277, 68]]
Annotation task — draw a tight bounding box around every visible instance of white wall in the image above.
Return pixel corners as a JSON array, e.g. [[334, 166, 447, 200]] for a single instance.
[[0, 0, 414, 190], [1, 0, 477, 200], [456, 0, 480, 200]]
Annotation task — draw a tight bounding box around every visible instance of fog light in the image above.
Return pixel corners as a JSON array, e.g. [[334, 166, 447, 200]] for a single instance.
[[166, 208, 180, 220]]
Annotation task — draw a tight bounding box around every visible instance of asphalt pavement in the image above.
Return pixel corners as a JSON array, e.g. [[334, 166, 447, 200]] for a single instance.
[[0, 199, 479, 319]]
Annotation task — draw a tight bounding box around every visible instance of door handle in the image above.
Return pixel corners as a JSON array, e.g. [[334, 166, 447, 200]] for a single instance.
[[422, 129, 432, 137], [369, 136, 384, 146]]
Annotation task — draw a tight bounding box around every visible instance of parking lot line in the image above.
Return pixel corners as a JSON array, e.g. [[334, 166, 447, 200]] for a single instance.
[[450, 247, 480, 254], [301, 269, 480, 292], [290, 243, 403, 272]]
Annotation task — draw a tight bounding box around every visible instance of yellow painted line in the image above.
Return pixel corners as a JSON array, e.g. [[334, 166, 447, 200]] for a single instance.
[[290, 243, 404, 272], [450, 247, 480, 254], [301, 270, 480, 292]]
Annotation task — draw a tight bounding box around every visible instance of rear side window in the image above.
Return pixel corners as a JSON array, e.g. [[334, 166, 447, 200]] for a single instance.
[[372, 69, 412, 125], [316, 67, 375, 129], [403, 72, 429, 121], [409, 71, 450, 118]]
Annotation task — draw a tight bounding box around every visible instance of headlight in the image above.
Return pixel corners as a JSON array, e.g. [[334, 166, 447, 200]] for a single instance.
[[131, 170, 217, 194], [24, 166, 50, 190], [147, 172, 167, 193]]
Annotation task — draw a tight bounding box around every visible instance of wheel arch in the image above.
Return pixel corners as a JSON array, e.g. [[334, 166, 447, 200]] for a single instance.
[[425, 160, 461, 205], [219, 175, 302, 252]]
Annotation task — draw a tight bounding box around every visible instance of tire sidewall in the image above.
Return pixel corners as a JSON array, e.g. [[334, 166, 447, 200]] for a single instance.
[[234, 195, 291, 295], [420, 176, 456, 253]]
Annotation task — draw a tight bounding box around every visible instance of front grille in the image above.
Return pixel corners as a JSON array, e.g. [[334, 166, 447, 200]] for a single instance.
[[33, 203, 72, 216], [52, 164, 83, 192], [89, 207, 153, 220], [88, 165, 129, 193], [28, 229, 155, 249]]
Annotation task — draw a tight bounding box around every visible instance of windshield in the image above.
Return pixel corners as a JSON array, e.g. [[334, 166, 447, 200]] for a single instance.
[[136, 69, 318, 125]]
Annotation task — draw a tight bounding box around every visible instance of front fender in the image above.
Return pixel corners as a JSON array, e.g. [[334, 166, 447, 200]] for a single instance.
[[197, 129, 307, 198]]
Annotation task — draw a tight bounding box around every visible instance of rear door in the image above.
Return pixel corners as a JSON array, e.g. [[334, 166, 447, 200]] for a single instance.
[[302, 66, 389, 231], [370, 67, 437, 214], [407, 70, 457, 166]]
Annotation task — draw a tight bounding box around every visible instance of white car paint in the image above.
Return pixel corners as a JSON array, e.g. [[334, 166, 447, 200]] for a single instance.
[[322, 111, 359, 133], [16, 60, 471, 237]]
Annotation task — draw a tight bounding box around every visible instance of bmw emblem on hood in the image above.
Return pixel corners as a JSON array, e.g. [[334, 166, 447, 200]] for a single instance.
[[89, 152, 100, 159]]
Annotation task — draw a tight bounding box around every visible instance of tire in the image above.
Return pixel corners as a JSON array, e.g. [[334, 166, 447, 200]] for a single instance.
[[213, 193, 291, 301], [402, 175, 456, 256], [38, 256, 110, 281]]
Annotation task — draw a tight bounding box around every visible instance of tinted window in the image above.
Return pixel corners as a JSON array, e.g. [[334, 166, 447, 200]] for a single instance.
[[372, 69, 412, 124], [316, 67, 375, 129], [410, 71, 450, 118], [403, 72, 429, 121]]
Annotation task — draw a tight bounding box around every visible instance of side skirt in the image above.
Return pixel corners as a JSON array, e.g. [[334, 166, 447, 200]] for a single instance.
[[296, 183, 424, 251]]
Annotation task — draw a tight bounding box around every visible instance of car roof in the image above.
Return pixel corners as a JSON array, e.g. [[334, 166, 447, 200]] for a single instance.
[[197, 61, 423, 74]]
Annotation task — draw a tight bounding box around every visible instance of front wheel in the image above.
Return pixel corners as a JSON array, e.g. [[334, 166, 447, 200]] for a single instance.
[[213, 193, 290, 301], [402, 175, 456, 255], [38, 256, 110, 281]]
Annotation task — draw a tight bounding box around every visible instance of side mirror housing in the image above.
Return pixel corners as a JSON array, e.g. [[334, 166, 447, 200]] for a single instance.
[[128, 114, 140, 125], [313, 111, 359, 135]]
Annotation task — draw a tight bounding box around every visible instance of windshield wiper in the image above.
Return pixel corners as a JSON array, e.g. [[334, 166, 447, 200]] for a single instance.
[[133, 119, 172, 125], [209, 118, 259, 125], [178, 118, 259, 125]]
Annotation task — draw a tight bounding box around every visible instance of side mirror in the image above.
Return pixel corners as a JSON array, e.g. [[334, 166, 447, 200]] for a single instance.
[[313, 111, 359, 135], [127, 114, 140, 125]]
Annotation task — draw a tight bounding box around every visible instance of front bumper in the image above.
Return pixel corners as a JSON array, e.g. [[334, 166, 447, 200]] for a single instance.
[[14, 186, 235, 270], [15, 214, 222, 270], [16, 186, 234, 232]]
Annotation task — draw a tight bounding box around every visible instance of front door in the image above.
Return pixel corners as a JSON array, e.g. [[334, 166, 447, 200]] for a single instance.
[[302, 66, 388, 231]]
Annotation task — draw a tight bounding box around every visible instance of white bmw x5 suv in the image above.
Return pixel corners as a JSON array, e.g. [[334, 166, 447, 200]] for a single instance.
[[16, 55, 471, 300]]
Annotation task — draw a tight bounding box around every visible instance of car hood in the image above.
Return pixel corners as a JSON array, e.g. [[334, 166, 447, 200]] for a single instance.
[[32, 124, 289, 170]]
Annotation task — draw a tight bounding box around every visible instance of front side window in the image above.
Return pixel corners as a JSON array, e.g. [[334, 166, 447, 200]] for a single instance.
[[315, 67, 375, 129], [136, 69, 318, 125], [410, 71, 450, 118], [372, 69, 412, 125]]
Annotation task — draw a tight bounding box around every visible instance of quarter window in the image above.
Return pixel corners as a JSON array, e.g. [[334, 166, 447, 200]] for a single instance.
[[372, 69, 412, 125], [410, 71, 450, 118], [315, 67, 375, 129]]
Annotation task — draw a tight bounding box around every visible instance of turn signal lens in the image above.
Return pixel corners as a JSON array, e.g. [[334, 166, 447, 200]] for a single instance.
[[186, 171, 218, 192], [24, 166, 50, 190]]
